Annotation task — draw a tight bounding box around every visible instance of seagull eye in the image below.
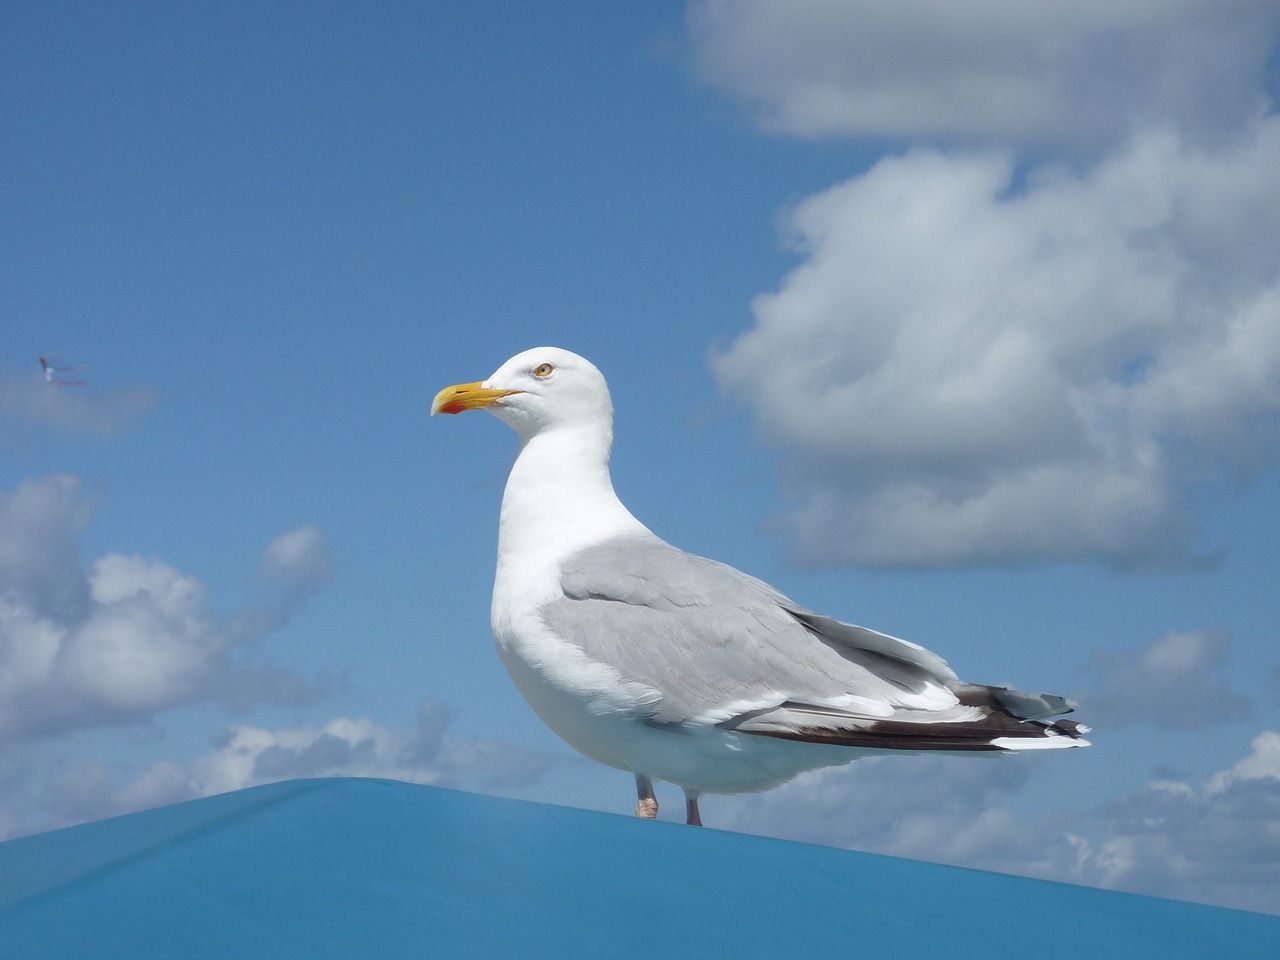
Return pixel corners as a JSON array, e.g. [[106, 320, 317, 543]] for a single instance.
[[533, 362, 555, 379]]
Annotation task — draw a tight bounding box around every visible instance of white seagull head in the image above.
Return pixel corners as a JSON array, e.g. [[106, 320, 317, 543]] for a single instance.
[[431, 346, 613, 444]]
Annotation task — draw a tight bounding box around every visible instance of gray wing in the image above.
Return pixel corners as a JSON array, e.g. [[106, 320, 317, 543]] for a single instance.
[[538, 534, 963, 728]]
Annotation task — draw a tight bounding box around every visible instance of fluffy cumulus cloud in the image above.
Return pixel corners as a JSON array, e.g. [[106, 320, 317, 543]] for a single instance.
[[24, 700, 552, 836], [689, 0, 1280, 145], [1072, 731, 1280, 914], [0, 475, 328, 742], [693, 1, 1280, 569], [1082, 629, 1252, 728], [717, 752, 1082, 879], [197, 700, 548, 796], [0, 476, 555, 839], [712, 119, 1280, 567], [721, 732, 1280, 914]]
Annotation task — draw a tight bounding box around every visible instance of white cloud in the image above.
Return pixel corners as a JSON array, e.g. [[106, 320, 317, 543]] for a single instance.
[[0, 475, 95, 621], [18, 700, 554, 835], [689, 0, 1279, 146], [0, 475, 329, 741], [237, 523, 336, 636], [717, 752, 1050, 869], [718, 751, 1102, 890], [1081, 630, 1252, 728], [720, 731, 1280, 914], [259, 524, 334, 588], [197, 700, 548, 794], [1209, 730, 1280, 792], [713, 118, 1280, 567], [1072, 731, 1280, 914]]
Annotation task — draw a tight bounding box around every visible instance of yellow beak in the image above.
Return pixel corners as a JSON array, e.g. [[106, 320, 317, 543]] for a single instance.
[[430, 381, 521, 416]]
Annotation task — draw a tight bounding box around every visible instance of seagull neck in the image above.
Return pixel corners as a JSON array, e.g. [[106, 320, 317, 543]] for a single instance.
[[497, 424, 646, 572]]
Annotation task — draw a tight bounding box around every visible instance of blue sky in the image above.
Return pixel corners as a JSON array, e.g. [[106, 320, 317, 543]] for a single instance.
[[4, 1, 1280, 915]]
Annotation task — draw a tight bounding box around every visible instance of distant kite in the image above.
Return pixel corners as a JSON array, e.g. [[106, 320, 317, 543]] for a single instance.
[[39, 355, 87, 386]]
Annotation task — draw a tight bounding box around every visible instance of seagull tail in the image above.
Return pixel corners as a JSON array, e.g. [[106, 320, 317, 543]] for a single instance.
[[735, 683, 1091, 753], [742, 716, 1090, 753]]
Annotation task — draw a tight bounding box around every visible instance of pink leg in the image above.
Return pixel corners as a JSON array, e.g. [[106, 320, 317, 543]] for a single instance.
[[635, 774, 658, 820]]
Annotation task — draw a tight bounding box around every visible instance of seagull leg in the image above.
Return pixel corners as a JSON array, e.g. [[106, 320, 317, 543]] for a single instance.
[[635, 774, 658, 820], [683, 788, 702, 827]]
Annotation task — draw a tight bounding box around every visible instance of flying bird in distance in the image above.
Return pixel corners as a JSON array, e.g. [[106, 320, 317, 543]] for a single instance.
[[39, 355, 87, 386], [433, 347, 1089, 825]]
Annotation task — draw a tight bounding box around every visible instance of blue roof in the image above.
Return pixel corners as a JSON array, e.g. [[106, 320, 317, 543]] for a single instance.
[[1, 778, 1276, 959]]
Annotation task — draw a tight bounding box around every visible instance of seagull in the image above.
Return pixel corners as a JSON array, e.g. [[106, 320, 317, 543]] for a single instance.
[[432, 347, 1089, 826]]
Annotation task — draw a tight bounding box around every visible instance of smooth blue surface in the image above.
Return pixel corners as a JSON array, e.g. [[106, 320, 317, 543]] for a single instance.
[[0, 778, 1277, 959]]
